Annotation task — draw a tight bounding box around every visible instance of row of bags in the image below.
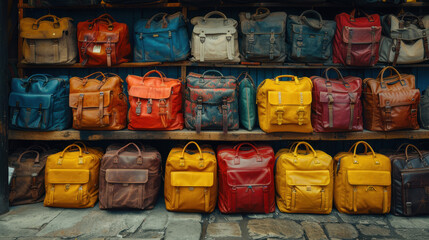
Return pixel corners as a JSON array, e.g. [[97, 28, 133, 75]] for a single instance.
[[20, 9, 429, 66], [9, 140, 429, 216]]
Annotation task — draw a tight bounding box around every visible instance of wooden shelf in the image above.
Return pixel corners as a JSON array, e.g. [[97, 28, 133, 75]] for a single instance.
[[19, 2, 182, 9]]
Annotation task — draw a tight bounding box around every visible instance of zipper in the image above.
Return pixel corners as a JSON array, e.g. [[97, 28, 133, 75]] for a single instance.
[[321, 188, 325, 210], [174, 187, 179, 209], [292, 187, 296, 209], [383, 187, 388, 213], [204, 188, 210, 212], [245, 88, 251, 130], [353, 186, 357, 213], [49, 185, 55, 205], [168, 31, 174, 61], [78, 185, 83, 202]]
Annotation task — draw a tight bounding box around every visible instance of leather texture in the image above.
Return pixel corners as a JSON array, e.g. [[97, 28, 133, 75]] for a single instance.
[[44, 143, 102, 208], [287, 10, 336, 63], [419, 87, 429, 129], [9, 74, 71, 131], [334, 141, 391, 214], [69, 72, 128, 130], [239, 8, 287, 62], [127, 70, 184, 130], [257, 75, 313, 133], [99, 143, 162, 210], [20, 15, 77, 64], [28, 0, 100, 6], [363, 66, 420, 131], [333, 10, 381, 66], [311, 67, 363, 132], [217, 143, 275, 213], [276, 142, 334, 214], [134, 12, 190, 62], [77, 14, 131, 66], [164, 141, 217, 213], [238, 72, 256, 131], [184, 70, 239, 133], [191, 11, 240, 62]]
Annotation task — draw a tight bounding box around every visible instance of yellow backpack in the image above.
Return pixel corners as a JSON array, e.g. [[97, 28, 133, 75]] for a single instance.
[[44, 143, 102, 208], [334, 141, 391, 214], [257, 75, 313, 133], [276, 142, 333, 214], [164, 141, 217, 213]]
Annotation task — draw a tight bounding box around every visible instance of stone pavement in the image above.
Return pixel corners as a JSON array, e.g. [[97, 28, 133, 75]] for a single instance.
[[1, 200, 429, 240]]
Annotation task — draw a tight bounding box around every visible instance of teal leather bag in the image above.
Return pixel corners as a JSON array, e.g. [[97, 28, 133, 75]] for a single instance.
[[237, 72, 256, 130]]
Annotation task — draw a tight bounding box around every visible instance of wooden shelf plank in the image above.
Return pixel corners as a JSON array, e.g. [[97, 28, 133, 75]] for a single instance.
[[19, 2, 182, 9]]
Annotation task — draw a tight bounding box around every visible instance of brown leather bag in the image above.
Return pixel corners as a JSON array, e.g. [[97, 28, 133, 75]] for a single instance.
[[99, 143, 162, 210], [363, 66, 420, 131], [69, 72, 128, 130]]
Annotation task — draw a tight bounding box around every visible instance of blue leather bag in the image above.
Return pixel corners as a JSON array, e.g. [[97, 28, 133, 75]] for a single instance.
[[9, 74, 71, 131], [134, 12, 190, 62]]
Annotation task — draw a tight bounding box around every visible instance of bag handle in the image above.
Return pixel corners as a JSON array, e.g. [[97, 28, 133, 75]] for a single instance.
[[274, 75, 300, 85], [404, 144, 424, 162], [288, 141, 311, 154], [299, 10, 323, 30], [114, 143, 144, 165], [180, 141, 204, 167], [351, 141, 378, 165], [18, 150, 40, 164], [236, 72, 255, 87], [90, 14, 114, 30], [233, 143, 261, 165], [293, 142, 317, 158], [323, 67, 350, 88], [348, 141, 368, 154], [203, 11, 229, 25], [142, 70, 166, 84], [26, 74, 52, 84], [376, 66, 406, 88], [83, 72, 106, 81], [399, 12, 425, 29], [252, 8, 270, 20], [25, 144, 48, 152], [350, 9, 374, 22], [33, 15, 60, 29], [72, 141, 89, 153], [202, 70, 224, 78], [58, 144, 84, 165], [146, 12, 169, 29], [96, 13, 116, 23]]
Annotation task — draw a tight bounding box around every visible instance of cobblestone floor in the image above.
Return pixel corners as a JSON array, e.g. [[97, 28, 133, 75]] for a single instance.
[[1, 199, 429, 240]]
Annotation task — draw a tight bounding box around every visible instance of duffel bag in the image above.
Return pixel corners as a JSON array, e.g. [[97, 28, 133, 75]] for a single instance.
[[237, 72, 257, 131]]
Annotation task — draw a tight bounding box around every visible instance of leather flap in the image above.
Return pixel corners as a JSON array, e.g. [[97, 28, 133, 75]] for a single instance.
[[77, 31, 119, 43], [20, 17, 71, 39], [291, 24, 327, 35], [319, 92, 358, 103], [46, 169, 90, 184], [105, 169, 148, 184], [402, 170, 429, 188], [286, 170, 330, 186], [268, 91, 312, 106], [187, 88, 236, 104], [342, 26, 381, 44], [347, 170, 391, 186], [390, 28, 429, 41], [378, 89, 420, 108], [69, 91, 111, 109], [226, 168, 271, 187], [128, 86, 172, 100], [171, 171, 214, 187], [9, 92, 52, 109]]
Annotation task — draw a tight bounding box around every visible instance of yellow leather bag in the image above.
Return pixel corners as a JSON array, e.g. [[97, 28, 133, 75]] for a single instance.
[[257, 75, 313, 133], [164, 141, 217, 213], [44, 143, 102, 208], [276, 142, 333, 214], [334, 141, 391, 214]]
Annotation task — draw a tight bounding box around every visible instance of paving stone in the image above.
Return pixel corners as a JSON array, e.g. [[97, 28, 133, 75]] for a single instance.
[[325, 223, 359, 239], [395, 229, 429, 238], [167, 212, 202, 223], [206, 222, 242, 238], [139, 201, 168, 231], [165, 220, 201, 240], [277, 212, 339, 223], [337, 212, 387, 225], [16, 238, 62, 240], [222, 214, 243, 222], [301, 222, 328, 240], [247, 213, 274, 219], [247, 219, 303, 239], [357, 224, 391, 236], [388, 215, 429, 229]]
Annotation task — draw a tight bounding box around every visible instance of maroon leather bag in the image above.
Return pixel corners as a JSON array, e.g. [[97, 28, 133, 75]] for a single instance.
[[311, 67, 363, 132], [217, 143, 275, 214], [99, 143, 162, 210]]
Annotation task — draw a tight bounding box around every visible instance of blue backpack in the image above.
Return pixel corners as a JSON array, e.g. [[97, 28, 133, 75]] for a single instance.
[[9, 74, 71, 131]]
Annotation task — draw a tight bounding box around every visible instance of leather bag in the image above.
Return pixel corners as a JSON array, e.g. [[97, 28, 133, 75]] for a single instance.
[[44, 143, 102, 208], [363, 66, 420, 131], [237, 72, 256, 131], [256, 75, 313, 133], [69, 72, 128, 130], [28, 0, 101, 6], [104, 0, 165, 3], [419, 86, 429, 129], [287, 10, 336, 63], [333, 10, 382, 66], [311, 67, 363, 132], [190, 11, 240, 62], [99, 143, 162, 210], [164, 141, 217, 213], [20, 15, 77, 64], [276, 142, 334, 214], [217, 143, 275, 214], [184, 70, 239, 133], [134, 12, 190, 62], [9, 74, 71, 131], [127, 70, 184, 130], [334, 141, 391, 214], [238, 8, 287, 62], [77, 14, 131, 66]]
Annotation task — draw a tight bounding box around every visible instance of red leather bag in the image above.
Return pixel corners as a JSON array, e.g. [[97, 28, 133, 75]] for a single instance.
[[127, 70, 184, 130], [217, 143, 275, 214], [311, 67, 363, 132], [77, 14, 131, 66], [333, 10, 381, 66]]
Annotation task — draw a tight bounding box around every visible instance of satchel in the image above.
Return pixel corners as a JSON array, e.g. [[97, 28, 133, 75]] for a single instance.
[[69, 72, 128, 130], [334, 141, 391, 214], [256, 75, 313, 133], [9, 74, 71, 131], [239, 8, 287, 62], [28, 0, 100, 6], [311, 67, 363, 132], [363, 66, 420, 131], [127, 70, 184, 130], [191, 11, 240, 62], [77, 14, 131, 66], [20, 15, 77, 64], [333, 10, 381, 66], [184, 70, 239, 133], [419, 86, 429, 129], [164, 141, 217, 213], [134, 12, 189, 62], [287, 10, 336, 63], [237, 72, 256, 131], [99, 143, 162, 210], [276, 142, 334, 214]]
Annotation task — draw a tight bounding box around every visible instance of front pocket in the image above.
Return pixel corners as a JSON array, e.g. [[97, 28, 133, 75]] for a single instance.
[[69, 91, 113, 128], [268, 91, 311, 126], [244, 33, 283, 60], [9, 92, 53, 130], [401, 169, 429, 216], [290, 25, 331, 62], [319, 91, 358, 130], [342, 26, 381, 66], [138, 31, 174, 62], [198, 33, 234, 61]]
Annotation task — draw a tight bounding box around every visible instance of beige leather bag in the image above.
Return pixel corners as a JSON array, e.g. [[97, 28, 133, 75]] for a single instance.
[[20, 15, 77, 64]]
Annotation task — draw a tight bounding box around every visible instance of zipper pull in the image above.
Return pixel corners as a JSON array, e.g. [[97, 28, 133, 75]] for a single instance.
[[246, 185, 255, 193], [336, 158, 341, 175], [147, 99, 153, 114], [136, 99, 141, 116], [168, 31, 172, 38], [139, 32, 143, 40]]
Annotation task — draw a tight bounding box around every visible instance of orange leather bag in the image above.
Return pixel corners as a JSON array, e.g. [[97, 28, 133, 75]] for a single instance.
[[127, 70, 184, 130]]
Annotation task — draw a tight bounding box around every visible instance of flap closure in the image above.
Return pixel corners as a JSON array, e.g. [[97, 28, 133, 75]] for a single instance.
[[187, 88, 236, 104], [9, 92, 51, 110], [378, 89, 420, 108], [268, 91, 312, 106], [342, 26, 381, 44], [319, 92, 358, 103], [402, 170, 429, 188], [171, 171, 214, 187], [286, 170, 330, 186], [347, 170, 391, 186], [227, 168, 271, 187], [390, 28, 429, 41], [291, 24, 334, 36], [20, 17, 71, 40], [105, 169, 148, 184], [78, 31, 119, 43], [69, 91, 111, 109], [128, 86, 172, 100], [240, 12, 286, 35], [192, 18, 237, 35], [46, 169, 89, 184]]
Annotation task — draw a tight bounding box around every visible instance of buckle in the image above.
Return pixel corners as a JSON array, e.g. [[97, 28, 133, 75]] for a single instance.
[[106, 47, 112, 54], [226, 36, 232, 41], [200, 36, 206, 43]]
